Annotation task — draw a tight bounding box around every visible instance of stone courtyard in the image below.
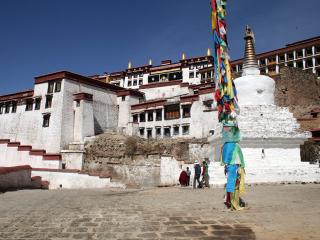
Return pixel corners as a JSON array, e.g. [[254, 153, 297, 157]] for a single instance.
[[0, 184, 319, 240]]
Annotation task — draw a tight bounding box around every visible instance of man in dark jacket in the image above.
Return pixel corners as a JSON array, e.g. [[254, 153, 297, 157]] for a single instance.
[[193, 160, 202, 189], [201, 160, 210, 188]]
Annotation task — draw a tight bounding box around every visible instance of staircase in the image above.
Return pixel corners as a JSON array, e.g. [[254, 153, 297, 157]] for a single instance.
[[0, 139, 125, 189]]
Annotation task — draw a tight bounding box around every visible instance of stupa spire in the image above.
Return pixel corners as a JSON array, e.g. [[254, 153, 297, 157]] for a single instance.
[[242, 25, 260, 76]]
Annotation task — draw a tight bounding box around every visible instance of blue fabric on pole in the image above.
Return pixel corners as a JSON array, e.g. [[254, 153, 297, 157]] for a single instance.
[[226, 164, 238, 193], [222, 142, 236, 164]]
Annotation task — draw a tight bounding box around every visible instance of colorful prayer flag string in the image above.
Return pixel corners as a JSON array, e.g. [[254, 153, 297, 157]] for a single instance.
[[210, 0, 238, 124]]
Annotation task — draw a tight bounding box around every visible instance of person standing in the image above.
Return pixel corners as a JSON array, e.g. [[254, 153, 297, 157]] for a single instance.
[[186, 167, 191, 186], [193, 160, 201, 189], [201, 160, 210, 188]]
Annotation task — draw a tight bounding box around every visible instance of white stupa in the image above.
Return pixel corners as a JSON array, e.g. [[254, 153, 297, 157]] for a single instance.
[[235, 26, 275, 106], [207, 26, 319, 185]]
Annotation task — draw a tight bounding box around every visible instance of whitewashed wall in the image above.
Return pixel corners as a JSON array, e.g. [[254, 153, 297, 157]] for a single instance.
[[141, 85, 190, 101]]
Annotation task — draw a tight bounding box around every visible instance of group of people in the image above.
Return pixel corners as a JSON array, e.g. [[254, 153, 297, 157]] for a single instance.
[[178, 159, 210, 189]]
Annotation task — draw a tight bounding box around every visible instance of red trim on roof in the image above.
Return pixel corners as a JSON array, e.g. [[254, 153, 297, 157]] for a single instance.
[[18, 145, 33, 151], [131, 99, 167, 110], [0, 90, 34, 102], [43, 154, 62, 161], [199, 87, 215, 95], [180, 95, 199, 103], [116, 89, 144, 98], [73, 93, 93, 101], [35, 71, 124, 92]]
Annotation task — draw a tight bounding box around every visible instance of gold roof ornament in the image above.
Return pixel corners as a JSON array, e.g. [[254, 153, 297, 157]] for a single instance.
[[207, 48, 212, 56], [243, 25, 259, 72], [182, 53, 186, 60], [148, 59, 152, 65], [128, 61, 132, 69]]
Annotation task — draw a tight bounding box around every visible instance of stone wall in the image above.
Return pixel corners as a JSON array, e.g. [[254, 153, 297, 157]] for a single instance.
[[301, 141, 320, 165], [274, 67, 320, 118], [0, 165, 32, 191]]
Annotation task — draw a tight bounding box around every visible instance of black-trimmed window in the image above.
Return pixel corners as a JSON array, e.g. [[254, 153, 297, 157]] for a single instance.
[[45, 95, 53, 109], [55, 80, 61, 92], [306, 59, 313, 68], [42, 114, 50, 128], [5, 103, 10, 114], [182, 105, 191, 118], [11, 101, 17, 113], [168, 72, 182, 81], [128, 81, 132, 87], [139, 112, 145, 122], [296, 50, 303, 58], [279, 55, 285, 62], [133, 114, 138, 123], [173, 125, 179, 136], [148, 75, 160, 83], [156, 127, 161, 137], [306, 48, 313, 56], [156, 109, 162, 121], [182, 125, 190, 135], [164, 127, 171, 138], [138, 79, 143, 85], [35, 98, 41, 110], [147, 111, 153, 121], [122, 96, 126, 101], [139, 128, 145, 137], [287, 52, 294, 60], [48, 82, 54, 93], [0, 104, 3, 114], [147, 129, 152, 139], [25, 99, 33, 111]]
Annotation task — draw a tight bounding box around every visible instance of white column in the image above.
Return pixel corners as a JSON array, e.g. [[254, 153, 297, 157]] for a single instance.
[[284, 53, 288, 66], [312, 57, 316, 73]]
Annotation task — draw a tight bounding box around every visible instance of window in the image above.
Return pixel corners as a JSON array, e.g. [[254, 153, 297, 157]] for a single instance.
[[260, 59, 266, 66], [189, 65, 194, 70], [203, 100, 213, 110], [133, 114, 138, 123], [189, 72, 194, 78], [287, 62, 294, 67], [128, 81, 132, 87], [173, 125, 179, 136], [139, 128, 145, 137], [164, 127, 171, 138], [139, 79, 143, 85], [182, 105, 191, 118], [0, 104, 3, 114], [306, 48, 313, 56], [42, 114, 50, 127], [296, 50, 303, 58], [306, 59, 313, 68], [316, 46, 320, 54], [279, 55, 285, 62], [45, 95, 53, 109], [147, 129, 152, 139], [232, 66, 237, 72], [168, 72, 182, 81], [287, 52, 294, 60], [122, 96, 126, 101], [160, 74, 168, 81], [317, 57, 320, 66], [182, 125, 190, 135], [133, 80, 137, 86], [4, 103, 10, 114], [164, 105, 180, 120], [11, 101, 17, 113], [148, 75, 160, 83], [55, 81, 61, 92], [139, 113, 145, 122], [47, 82, 54, 93], [296, 61, 303, 69], [268, 57, 276, 64], [156, 127, 161, 137], [156, 109, 162, 121], [35, 98, 41, 110], [147, 111, 153, 121], [25, 99, 33, 111], [76, 100, 80, 107]]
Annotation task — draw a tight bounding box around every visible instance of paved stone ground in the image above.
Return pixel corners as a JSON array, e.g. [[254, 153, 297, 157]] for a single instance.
[[0, 184, 319, 240]]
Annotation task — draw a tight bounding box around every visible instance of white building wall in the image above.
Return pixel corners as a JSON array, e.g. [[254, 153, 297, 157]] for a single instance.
[[60, 79, 118, 150], [117, 96, 140, 132], [141, 85, 190, 101], [0, 82, 63, 153]]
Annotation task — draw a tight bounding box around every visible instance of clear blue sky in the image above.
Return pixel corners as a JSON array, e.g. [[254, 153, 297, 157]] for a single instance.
[[0, 0, 319, 95]]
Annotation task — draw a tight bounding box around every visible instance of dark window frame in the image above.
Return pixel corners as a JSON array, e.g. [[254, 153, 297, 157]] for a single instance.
[[47, 82, 55, 94], [45, 95, 53, 109], [42, 114, 51, 128], [11, 101, 17, 113], [25, 99, 33, 111], [54, 80, 62, 92], [35, 98, 41, 110]]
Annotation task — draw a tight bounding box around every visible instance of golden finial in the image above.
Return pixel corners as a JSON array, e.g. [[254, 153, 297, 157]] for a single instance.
[[148, 59, 152, 65], [242, 25, 259, 73], [128, 61, 132, 69], [207, 48, 212, 56], [182, 53, 186, 60]]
